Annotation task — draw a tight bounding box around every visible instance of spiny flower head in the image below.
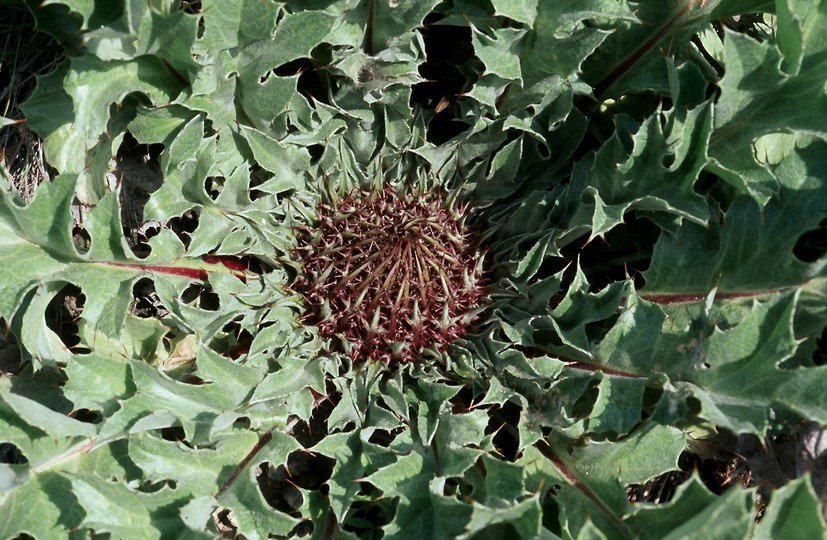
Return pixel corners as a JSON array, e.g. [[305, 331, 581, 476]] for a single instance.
[[295, 187, 485, 364]]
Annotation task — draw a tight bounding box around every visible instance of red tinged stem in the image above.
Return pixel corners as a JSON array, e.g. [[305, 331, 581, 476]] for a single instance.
[[638, 287, 789, 305], [215, 430, 274, 498], [105, 261, 209, 280], [104, 255, 252, 282]]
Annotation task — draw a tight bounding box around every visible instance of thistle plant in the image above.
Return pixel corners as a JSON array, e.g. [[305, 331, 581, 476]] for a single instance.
[[3, 1, 827, 538], [295, 187, 485, 364]]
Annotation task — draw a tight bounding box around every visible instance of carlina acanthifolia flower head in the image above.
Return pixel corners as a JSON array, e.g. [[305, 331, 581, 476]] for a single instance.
[[295, 186, 485, 364]]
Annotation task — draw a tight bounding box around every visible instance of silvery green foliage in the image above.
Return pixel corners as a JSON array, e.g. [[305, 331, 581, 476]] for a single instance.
[[1, 0, 826, 537]]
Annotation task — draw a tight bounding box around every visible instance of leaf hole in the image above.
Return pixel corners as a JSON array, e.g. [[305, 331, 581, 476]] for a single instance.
[[537, 256, 567, 280], [289, 521, 315, 538], [180, 374, 206, 386], [241, 255, 270, 275], [412, 20, 477, 145], [161, 327, 180, 351], [449, 385, 477, 413], [0, 442, 27, 465], [584, 311, 621, 343], [366, 426, 407, 448], [130, 222, 161, 259], [307, 143, 324, 163], [0, 328, 21, 375], [486, 399, 522, 461], [210, 318, 253, 360], [204, 253, 270, 277], [195, 15, 205, 39], [69, 408, 102, 425], [290, 388, 337, 447], [273, 47, 331, 106], [116, 135, 164, 253], [627, 453, 691, 503], [248, 164, 271, 201], [72, 224, 91, 254], [442, 476, 474, 499], [338, 421, 357, 434], [662, 151, 675, 169], [204, 175, 224, 201], [343, 493, 396, 536], [212, 508, 237, 537], [286, 450, 335, 490], [693, 171, 737, 211], [559, 212, 657, 293], [159, 329, 198, 377], [257, 462, 304, 515], [570, 379, 600, 418], [179, 0, 201, 14], [474, 523, 521, 538], [793, 218, 827, 263], [813, 326, 827, 367], [45, 283, 85, 351], [160, 426, 191, 447], [131, 278, 169, 318], [181, 283, 220, 311], [641, 385, 665, 419], [167, 210, 199, 250], [537, 140, 550, 158]]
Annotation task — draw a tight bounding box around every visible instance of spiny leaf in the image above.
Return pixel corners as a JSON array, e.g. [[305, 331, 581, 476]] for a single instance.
[[645, 138, 827, 295], [708, 0, 827, 203], [626, 475, 754, 539], [0, 473, 79, 539], [57, 56, 182, 162], [366, 449, 473, 539], [752, 475, 827, 539]]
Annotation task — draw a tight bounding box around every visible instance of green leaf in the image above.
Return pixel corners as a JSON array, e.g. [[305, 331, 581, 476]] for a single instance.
[[0, 116, 17, 129], [567, 103, 711, 239], [521, 0, 634, 89], [84, 5, 200, 76], [645, 137, 827, 295], [580, 0, 707, 98], [588, 375, 647, 435], [216, 434, 303, 539], [708, 0, 827, 203], [312, 432, 364, 522], [70, 473, 166, 539], [0, 171, 260, 350], [99, 357, 262, 444], [1, 384, 96, 439], [62, 55, 184, 155], [491, 0, 539, 25], [626, 475, 754, 539], [567, 424, 686, 487], [0, 473, 78, 539], [370, 1, 441, 53], [239, 125, 311, 190], [596, 290, 827, 434], [19, 62, 86, 173], [63, 354, 130, 416], [462, 496, 543, 540], [367, 449, 473, 539], [753, 475, 827, 540], [128, 106, 196, 145], [472, 26, 524, 83], [521, 425, 685, 538]]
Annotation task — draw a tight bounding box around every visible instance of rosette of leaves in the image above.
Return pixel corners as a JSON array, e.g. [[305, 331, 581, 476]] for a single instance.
[[1, 0, 827, 539]]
